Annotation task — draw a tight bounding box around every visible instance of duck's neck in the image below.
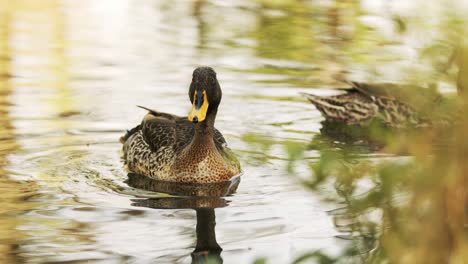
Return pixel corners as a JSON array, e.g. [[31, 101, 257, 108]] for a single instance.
[[192, 108, 217, 146]]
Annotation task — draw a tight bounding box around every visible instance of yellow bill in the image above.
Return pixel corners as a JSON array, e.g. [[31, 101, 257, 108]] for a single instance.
[[188, 90, 209, 123]]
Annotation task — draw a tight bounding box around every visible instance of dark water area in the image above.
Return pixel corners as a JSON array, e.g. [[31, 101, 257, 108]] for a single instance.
[[0, 0, 465, 263]]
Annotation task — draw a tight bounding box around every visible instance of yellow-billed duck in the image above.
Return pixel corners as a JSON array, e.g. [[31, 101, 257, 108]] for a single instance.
[[120, 67, 241, 183], [301, 81, 453, 128]]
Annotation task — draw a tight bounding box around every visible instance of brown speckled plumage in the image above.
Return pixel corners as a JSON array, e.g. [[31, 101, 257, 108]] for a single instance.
[[121, 67, 241, 183], [301, 81, 446, 128]]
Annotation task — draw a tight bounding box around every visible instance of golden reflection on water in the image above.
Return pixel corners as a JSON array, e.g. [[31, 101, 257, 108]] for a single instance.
[[0, 2, 26, 263], [7, 0, 75, 115], [0, 1, 89, 263]]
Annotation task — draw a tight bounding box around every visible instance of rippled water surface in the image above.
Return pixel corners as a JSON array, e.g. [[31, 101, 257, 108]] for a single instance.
[[0, 0, 460, 263]]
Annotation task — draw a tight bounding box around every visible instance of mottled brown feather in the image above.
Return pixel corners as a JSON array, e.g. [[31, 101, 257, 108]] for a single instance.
[[121, 107, 240, 183], [301, 82, 443, 127], [141, 112, 228, 152]]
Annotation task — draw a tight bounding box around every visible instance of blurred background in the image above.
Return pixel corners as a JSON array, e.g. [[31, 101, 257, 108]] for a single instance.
[[0, 0, 466, 263]]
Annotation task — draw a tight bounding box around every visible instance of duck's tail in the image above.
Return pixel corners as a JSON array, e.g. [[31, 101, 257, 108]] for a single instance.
[[301, 92, 348, 120], [300, 91, 378, 124], [120, 105, 163, 144], [137, 105, 159, 115]]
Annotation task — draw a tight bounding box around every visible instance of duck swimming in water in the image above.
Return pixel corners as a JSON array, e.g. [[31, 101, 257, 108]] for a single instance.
[[301, 81, 452, 128], [120, 67, 241, 183]]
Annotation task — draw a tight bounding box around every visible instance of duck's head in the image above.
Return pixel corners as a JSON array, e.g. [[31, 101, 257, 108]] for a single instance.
[[188, 67, 222, 124]]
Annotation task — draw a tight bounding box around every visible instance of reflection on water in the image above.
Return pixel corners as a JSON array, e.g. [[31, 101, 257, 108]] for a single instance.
[[128, 173, 234, 264], [0, 3, 37, 263], [0, 0, 465, 263], [127, 173, 240, 197], [192, 209, 223, 264]]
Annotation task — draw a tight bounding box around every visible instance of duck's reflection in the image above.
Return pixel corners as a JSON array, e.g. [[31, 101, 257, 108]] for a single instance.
[[309, 120, 387, 152], [126, 173, 241, 264], [127, 173, 240, 198], [191, 209, 222, 263]]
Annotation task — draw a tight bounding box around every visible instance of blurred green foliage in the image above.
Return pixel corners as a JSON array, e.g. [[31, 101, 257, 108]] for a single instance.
[[243, 0, 468, 263], [246, 81, 467, 264]]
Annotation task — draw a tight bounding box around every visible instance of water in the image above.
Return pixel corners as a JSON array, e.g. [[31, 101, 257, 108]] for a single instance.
[[0, 0, 462, 263]]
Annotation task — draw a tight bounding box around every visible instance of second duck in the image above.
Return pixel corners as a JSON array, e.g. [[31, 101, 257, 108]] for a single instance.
[[301, 81, 451, 128]]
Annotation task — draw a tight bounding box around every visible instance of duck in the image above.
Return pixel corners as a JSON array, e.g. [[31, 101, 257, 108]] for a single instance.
[[301, 81, 452, 128], [120, 67, 241, 183]]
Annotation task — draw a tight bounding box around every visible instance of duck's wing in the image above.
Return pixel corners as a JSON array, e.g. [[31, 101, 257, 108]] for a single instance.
[[140, 111, 178, 152], [213, 130, 227, 147], [120, 106, 180, 145], [349, 82, 447, 124], [137, 106, 228, 153]]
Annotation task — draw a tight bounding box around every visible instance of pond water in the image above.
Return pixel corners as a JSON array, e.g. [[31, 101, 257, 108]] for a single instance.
[[0, 0, 461, 263]]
